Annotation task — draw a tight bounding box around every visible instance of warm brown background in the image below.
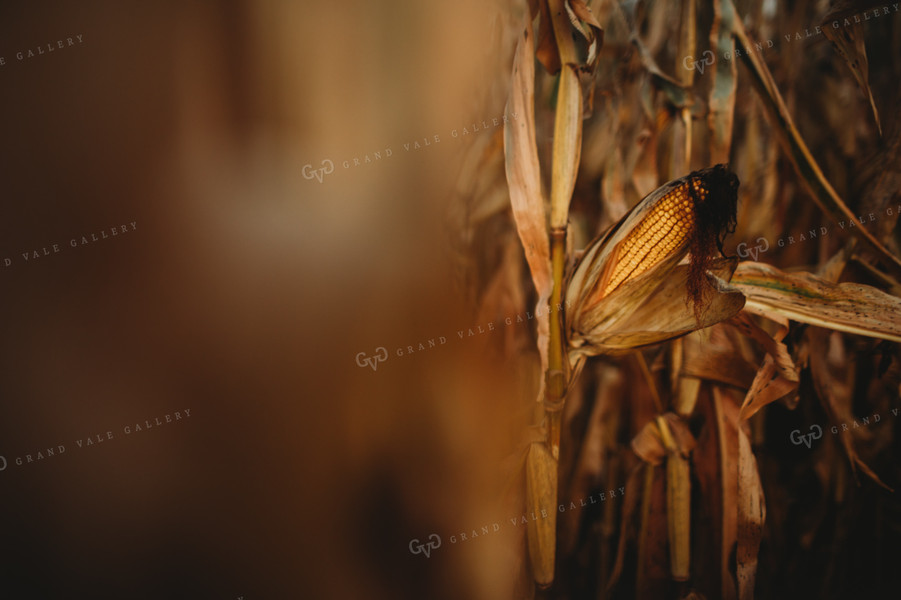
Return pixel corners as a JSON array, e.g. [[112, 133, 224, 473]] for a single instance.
[[0, 1, 527, 598]]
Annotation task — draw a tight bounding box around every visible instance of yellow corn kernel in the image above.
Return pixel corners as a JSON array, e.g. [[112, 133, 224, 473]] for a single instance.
[[602, 181, 707, 295]]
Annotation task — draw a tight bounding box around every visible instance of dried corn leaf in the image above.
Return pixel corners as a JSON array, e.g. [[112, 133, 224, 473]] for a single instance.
[[505, 17, 552, 389], [731, 261, 901, 343], [678, 327, 758, 391], [550, 63, 584, 229], [533, 0, 603, 75], [737, 425, 765, 600], [656, 415, 694, 581], [730, 8, 901, 277], [727, 311, 800, 420], [567, 0, 604, 69], [535, 0, 561, 74], [728, 311, 796, 382], [808, 327, 893, 491], [739, 358, 799, 421], [631, 35, 688, 108]]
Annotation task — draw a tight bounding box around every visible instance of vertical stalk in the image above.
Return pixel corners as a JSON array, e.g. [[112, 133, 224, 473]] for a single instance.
[[545, 0, 582, 459], [546, 227, 567, 458]]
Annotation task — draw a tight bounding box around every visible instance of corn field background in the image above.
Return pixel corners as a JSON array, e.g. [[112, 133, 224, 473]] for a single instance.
[[444, 0, 901, 598], [1, 0, 900, 599]]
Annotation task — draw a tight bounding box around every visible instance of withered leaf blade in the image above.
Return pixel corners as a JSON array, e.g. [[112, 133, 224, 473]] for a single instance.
[[505, 17, 552, 390], [567, 0, 603, 68], [550, 63, 584, 229], [535, 0, 561, 74], [732, 261, 901, 343], [739, 358, 798, 422], [728, 311, 800, 420], [737, 426, 765, 600], [808, 328, 893, 491], [678, 326, 758, 391]]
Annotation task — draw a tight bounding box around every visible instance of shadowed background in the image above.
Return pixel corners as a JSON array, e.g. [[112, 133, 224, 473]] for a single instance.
[[0, 1, 528, 598]]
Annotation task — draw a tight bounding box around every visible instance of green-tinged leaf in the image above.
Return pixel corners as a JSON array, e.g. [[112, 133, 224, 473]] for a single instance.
[[731, 261, 901, 343]]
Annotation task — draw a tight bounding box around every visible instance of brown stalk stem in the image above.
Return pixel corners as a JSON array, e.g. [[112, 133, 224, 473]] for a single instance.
[[635, 351, 663, 414], [546, 226, 568, 459]]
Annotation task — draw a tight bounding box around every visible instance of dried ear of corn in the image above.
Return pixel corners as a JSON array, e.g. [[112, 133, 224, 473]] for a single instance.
[[566, 165, 745, 358], [526, 441, 558, 589]]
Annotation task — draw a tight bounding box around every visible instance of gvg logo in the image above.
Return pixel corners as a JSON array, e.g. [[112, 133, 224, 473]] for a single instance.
[[790, 424, 823, 449], [736, 236, 770, 261], [409, 534, 441, 558], [302, 159, 335, 184], [356, 347, 388, 371], [682, 50, 715, 74]]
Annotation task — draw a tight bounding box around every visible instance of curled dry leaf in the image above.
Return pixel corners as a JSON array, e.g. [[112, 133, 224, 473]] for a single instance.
[[631, 412, 697, 466], [728, 311, 800, 420]]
